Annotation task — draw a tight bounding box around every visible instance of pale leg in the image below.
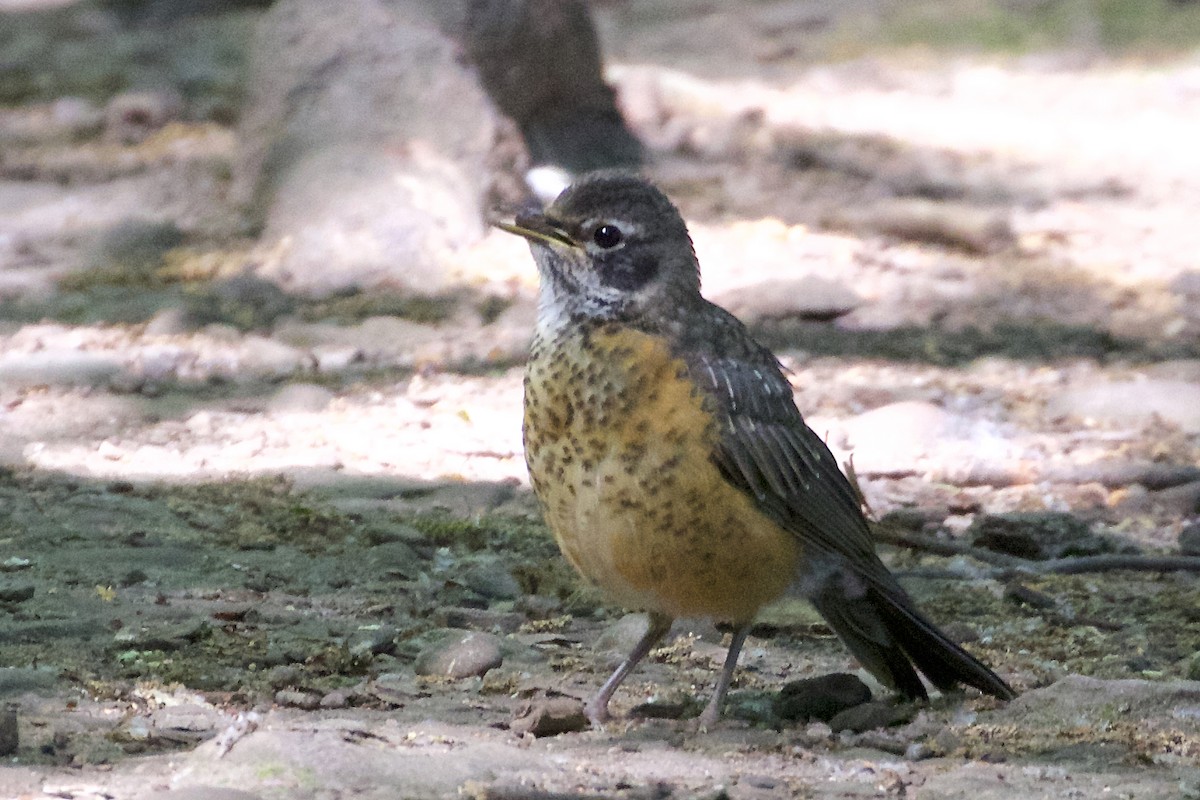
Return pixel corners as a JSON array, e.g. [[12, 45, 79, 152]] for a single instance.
[[697, 622, 752, 729], [585, 612, 673, 726]]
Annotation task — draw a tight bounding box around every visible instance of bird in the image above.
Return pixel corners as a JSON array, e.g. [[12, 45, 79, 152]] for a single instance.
[[496, 172, 1015, 728]]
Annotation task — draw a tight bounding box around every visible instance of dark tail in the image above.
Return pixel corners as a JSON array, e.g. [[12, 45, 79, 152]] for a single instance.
[[811, 583, 1015, 702]]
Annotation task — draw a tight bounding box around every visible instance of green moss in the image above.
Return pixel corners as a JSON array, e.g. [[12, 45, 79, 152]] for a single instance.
[[59, 220, 185, 291], [296, 291, 460, 326], [875, 0, 1200, 54]]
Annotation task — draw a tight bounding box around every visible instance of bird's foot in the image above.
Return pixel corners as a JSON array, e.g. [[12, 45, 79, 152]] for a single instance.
[[584, 697, 612, 728]]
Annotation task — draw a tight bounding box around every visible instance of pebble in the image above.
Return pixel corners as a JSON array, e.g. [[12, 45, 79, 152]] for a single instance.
[[462, 563, 523, 601], [440, 606, 526, 634], [714, 274, 861, 323], [0, 351, 122, 389], [274, 689, 322, 710], [828, 700, 916, 734], [414, 630, 503, 679], [319, 689, 351, 709], [968, 512, 1111, 560], [151, 704, 222, 744], [0, 667, 58, 695], [510, 692, 588, 737], [364, 541, 423, 580], [775, 673, 872, 722], [349, 626, 397, 657], [0, 585, 34, 603], [267, 383, 336, 413]]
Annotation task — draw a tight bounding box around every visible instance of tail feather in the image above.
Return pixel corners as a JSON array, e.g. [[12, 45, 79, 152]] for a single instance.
[[811, 585, 1015, 702]]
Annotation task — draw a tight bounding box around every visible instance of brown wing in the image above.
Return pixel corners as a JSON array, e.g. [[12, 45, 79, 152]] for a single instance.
[[676, 302, 1015, 701]]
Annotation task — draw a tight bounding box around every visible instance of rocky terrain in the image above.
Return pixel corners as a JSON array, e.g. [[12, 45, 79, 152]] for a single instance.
[[2, 1, 1200, 798]]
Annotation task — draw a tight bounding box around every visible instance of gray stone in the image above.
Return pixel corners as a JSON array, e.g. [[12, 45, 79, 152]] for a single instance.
[[463, 562, 523, 601], [510, 692, 588, 737], [714, 275, 862, 324], [0, 666, 59, 696], [414, 630, 503, 679], [1047, 379, 1200, 434], [274, 689, 321, 710], [968, 512, 1112, 560], [237, 0, 498, 297], [775, 673, 872, 722], [828, 700, 916, 734], [267, 383, 335, 413], [0, 584, 34, 603], [0, 350, 122, 389]]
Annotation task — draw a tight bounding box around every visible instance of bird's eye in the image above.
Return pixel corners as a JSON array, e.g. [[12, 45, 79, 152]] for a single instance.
[[592, 224, 623, 249]]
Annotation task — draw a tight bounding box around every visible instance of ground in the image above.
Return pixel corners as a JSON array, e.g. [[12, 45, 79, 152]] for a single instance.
[[2, 1, 1200, 798]]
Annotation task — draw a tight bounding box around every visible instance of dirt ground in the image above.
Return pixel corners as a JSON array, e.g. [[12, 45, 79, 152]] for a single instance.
[[3, 1, 1200, 798]]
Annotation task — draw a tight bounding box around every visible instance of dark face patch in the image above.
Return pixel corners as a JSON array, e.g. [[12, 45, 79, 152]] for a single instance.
[[595, 247, 660, 291]]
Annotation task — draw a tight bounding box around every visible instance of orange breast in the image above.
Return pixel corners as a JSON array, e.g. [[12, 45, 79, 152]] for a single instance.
[[524, 324, 800, 623]]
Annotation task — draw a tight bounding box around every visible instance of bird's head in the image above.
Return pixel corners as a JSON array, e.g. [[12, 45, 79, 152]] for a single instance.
[[496, 172, 701, 327]]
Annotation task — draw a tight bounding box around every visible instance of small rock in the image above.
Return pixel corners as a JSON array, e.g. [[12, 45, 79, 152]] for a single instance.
[[829, 198, 1014, 254], [828, 700, 916, 734], [0, 585, 34, 603], [629, 699, 690, 720], [267, 383, 336, 413], [266, 665, 302, 689], [715, 275, 861, 324], [1183, 523, 1200, 556], [968, 512, 1111, 560], [510, 692, 588, 737], [0, 351, 123, 389], [515, 594, 562, 619], [775, 673, 872, 722], [144, 307, 189, 336], [441, 606, 526, 634], [274, 689, 321, 710], [185, 274, 296, 331], [319, 689, 351, 709], [364, 541, 423, 580], [462, 563, 523, 601], [151, 704, 222, 744], [414, 630, 503, 679], [116, 620, 209, 650], [369, 672, 425, 706], [349, 626, 397, 657], [0, 667, 58, 695], [1118, 481, 1200, 517]]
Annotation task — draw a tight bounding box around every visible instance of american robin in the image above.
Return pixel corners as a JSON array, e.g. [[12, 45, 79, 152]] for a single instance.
[[497, 173, 1015, 727]]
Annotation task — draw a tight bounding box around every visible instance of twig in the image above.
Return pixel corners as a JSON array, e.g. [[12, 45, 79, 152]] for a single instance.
[[876, 527, 1200, 579], [873, 527, 1027, 569]]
